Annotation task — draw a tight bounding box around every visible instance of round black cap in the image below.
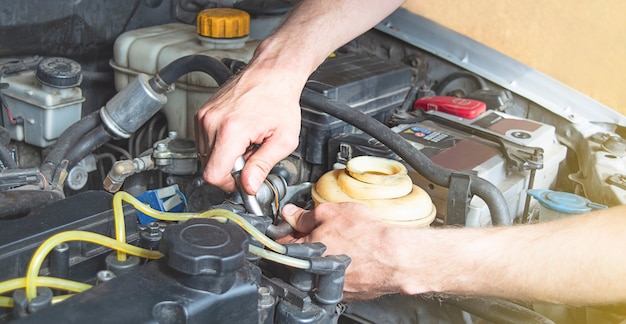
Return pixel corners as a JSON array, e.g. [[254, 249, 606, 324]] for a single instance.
[[160, 218, 249, 276], [36, 57, 83, 88]]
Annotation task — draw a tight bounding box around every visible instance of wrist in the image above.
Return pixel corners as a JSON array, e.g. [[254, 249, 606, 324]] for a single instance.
[[389, 227, 476, 296], [384, 226, 439, 295]]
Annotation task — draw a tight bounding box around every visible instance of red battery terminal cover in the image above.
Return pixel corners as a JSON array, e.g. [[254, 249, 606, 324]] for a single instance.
[[413, 96, 487, 119]]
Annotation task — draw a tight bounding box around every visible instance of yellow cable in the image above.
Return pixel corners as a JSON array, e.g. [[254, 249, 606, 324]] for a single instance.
[[197, 209, 287, 254], [112, 191, 287, 254], [0, 299, 10, 308], [0, 276, 91, 308], [14, 192, 289, 301], [51, 294, 74, 304], [112, 191, 198, 261], [0, 294, 76, 308], [25, 231, 162, 300], [248, 245, 310, 269]]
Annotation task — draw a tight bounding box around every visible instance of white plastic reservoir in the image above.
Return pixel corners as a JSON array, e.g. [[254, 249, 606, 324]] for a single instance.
[[111, 8, 260, 139]]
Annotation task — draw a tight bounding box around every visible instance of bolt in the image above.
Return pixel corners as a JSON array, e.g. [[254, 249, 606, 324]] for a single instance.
[[96, 270, 116, 284], [257, 286, 274, 307], [146, 222, 161, 236], [156, 143, 167, 151], [194, 177, 206, 187], [168, 131, 178, 139]]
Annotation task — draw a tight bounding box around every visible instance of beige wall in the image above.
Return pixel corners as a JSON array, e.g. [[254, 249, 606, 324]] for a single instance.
[[402, 0, 626, 116]]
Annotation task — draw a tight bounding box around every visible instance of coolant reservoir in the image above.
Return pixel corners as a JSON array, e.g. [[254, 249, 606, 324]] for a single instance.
[[312, 156, 436, 227], [111, 8, 260, 139]]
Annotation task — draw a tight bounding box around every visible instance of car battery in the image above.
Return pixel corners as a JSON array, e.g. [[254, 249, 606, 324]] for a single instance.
[[329, 110, 567, 226], [298, 52, 413, 181]]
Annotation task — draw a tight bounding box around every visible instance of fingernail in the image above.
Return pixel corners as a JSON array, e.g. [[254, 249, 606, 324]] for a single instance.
[[248, 174, 264, 194]]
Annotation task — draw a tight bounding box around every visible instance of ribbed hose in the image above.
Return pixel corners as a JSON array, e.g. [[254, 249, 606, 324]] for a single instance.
[[40, 110, 101, 185], [152, 55, 232, 92], [300, 88, 511, 225]]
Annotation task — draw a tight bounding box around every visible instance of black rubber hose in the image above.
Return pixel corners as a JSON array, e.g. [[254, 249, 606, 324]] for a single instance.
[[154, 55, 232, 91], [0, 143, 16, 169], [0, 125, 11, 146], [266, 222, 294, 240], [40, 110, 101, 185], [0, 126, 16, 169], [64, 126, 113, 169], [0, 189, 64, 220], [300, 88, 511, 225]]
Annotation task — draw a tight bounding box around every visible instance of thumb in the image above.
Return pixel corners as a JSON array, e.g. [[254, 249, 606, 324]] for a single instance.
[[241, 135, 298, 195], [241, 149, 281, 195], [281, 204, 317, 234]]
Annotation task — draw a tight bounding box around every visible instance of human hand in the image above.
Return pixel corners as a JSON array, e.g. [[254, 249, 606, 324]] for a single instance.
[[278, 202, 406, 301], [194, 66, 302, 194]]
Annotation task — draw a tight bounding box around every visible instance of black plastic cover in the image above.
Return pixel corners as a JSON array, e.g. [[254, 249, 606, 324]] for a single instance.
[[299, 53, 412, 166]]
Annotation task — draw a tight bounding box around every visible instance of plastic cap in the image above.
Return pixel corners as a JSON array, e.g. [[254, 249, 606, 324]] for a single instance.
[[36, 57, 82, 88], [196, 8, 250, 38], [160, 218, 249, 276], [527, 189, 607, 214]]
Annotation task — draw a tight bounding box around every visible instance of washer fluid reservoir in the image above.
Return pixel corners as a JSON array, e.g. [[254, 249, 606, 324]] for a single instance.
[[111, 8, 260, 139], [312, 156, 437, 227]]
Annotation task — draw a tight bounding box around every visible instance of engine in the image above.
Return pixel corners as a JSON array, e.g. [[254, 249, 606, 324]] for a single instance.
[[1, 2, 625, 323]]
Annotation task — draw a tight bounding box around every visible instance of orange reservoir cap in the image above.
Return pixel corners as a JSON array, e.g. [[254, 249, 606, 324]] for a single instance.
[[196, 8, 250, 38]]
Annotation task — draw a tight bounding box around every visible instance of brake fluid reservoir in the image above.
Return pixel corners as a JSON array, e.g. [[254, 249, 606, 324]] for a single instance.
[[1, 57, 84, 148], [312, 156, 436, 227], [111, 8, 260, 139]]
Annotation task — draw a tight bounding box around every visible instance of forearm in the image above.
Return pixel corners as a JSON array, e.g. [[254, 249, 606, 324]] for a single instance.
[[394, 204, 626, 305], [245, 0, 405, 84]]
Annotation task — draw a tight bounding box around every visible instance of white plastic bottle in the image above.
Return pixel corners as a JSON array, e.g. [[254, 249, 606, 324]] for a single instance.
[[111, 8, 260, 139]]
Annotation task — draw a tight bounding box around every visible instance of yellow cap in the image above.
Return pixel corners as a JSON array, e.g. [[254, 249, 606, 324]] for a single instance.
[[196, 8, 250, 38]]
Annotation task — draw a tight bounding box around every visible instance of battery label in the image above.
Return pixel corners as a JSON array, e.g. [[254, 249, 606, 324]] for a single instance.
[[401, 126, 449, 143], [398, 125, 457, 158]]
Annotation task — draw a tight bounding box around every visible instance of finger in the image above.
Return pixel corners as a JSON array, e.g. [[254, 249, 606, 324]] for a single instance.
[[281, 204, 320, 234], [240, 134, 297, 194], [194, 109, 211, 169]]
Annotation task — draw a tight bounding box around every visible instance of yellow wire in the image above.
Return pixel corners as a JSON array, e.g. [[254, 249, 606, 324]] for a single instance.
[[196, 210, 287, 254], [248, 245, 310, 269], [0, 276, 91, 308], [25, 231, 162, 300], [112, 191, 287, 255], [18, 191, 289, 301], [0, 294, 76, 308], [112, 191, 198, 261]]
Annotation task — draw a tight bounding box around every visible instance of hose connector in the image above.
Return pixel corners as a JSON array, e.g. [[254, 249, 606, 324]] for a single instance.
[[103, 155, 156, 193], [100, 74, 167, 139]]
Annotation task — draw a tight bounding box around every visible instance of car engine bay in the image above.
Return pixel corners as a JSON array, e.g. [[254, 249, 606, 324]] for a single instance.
[[1, 1, 626, 323]]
